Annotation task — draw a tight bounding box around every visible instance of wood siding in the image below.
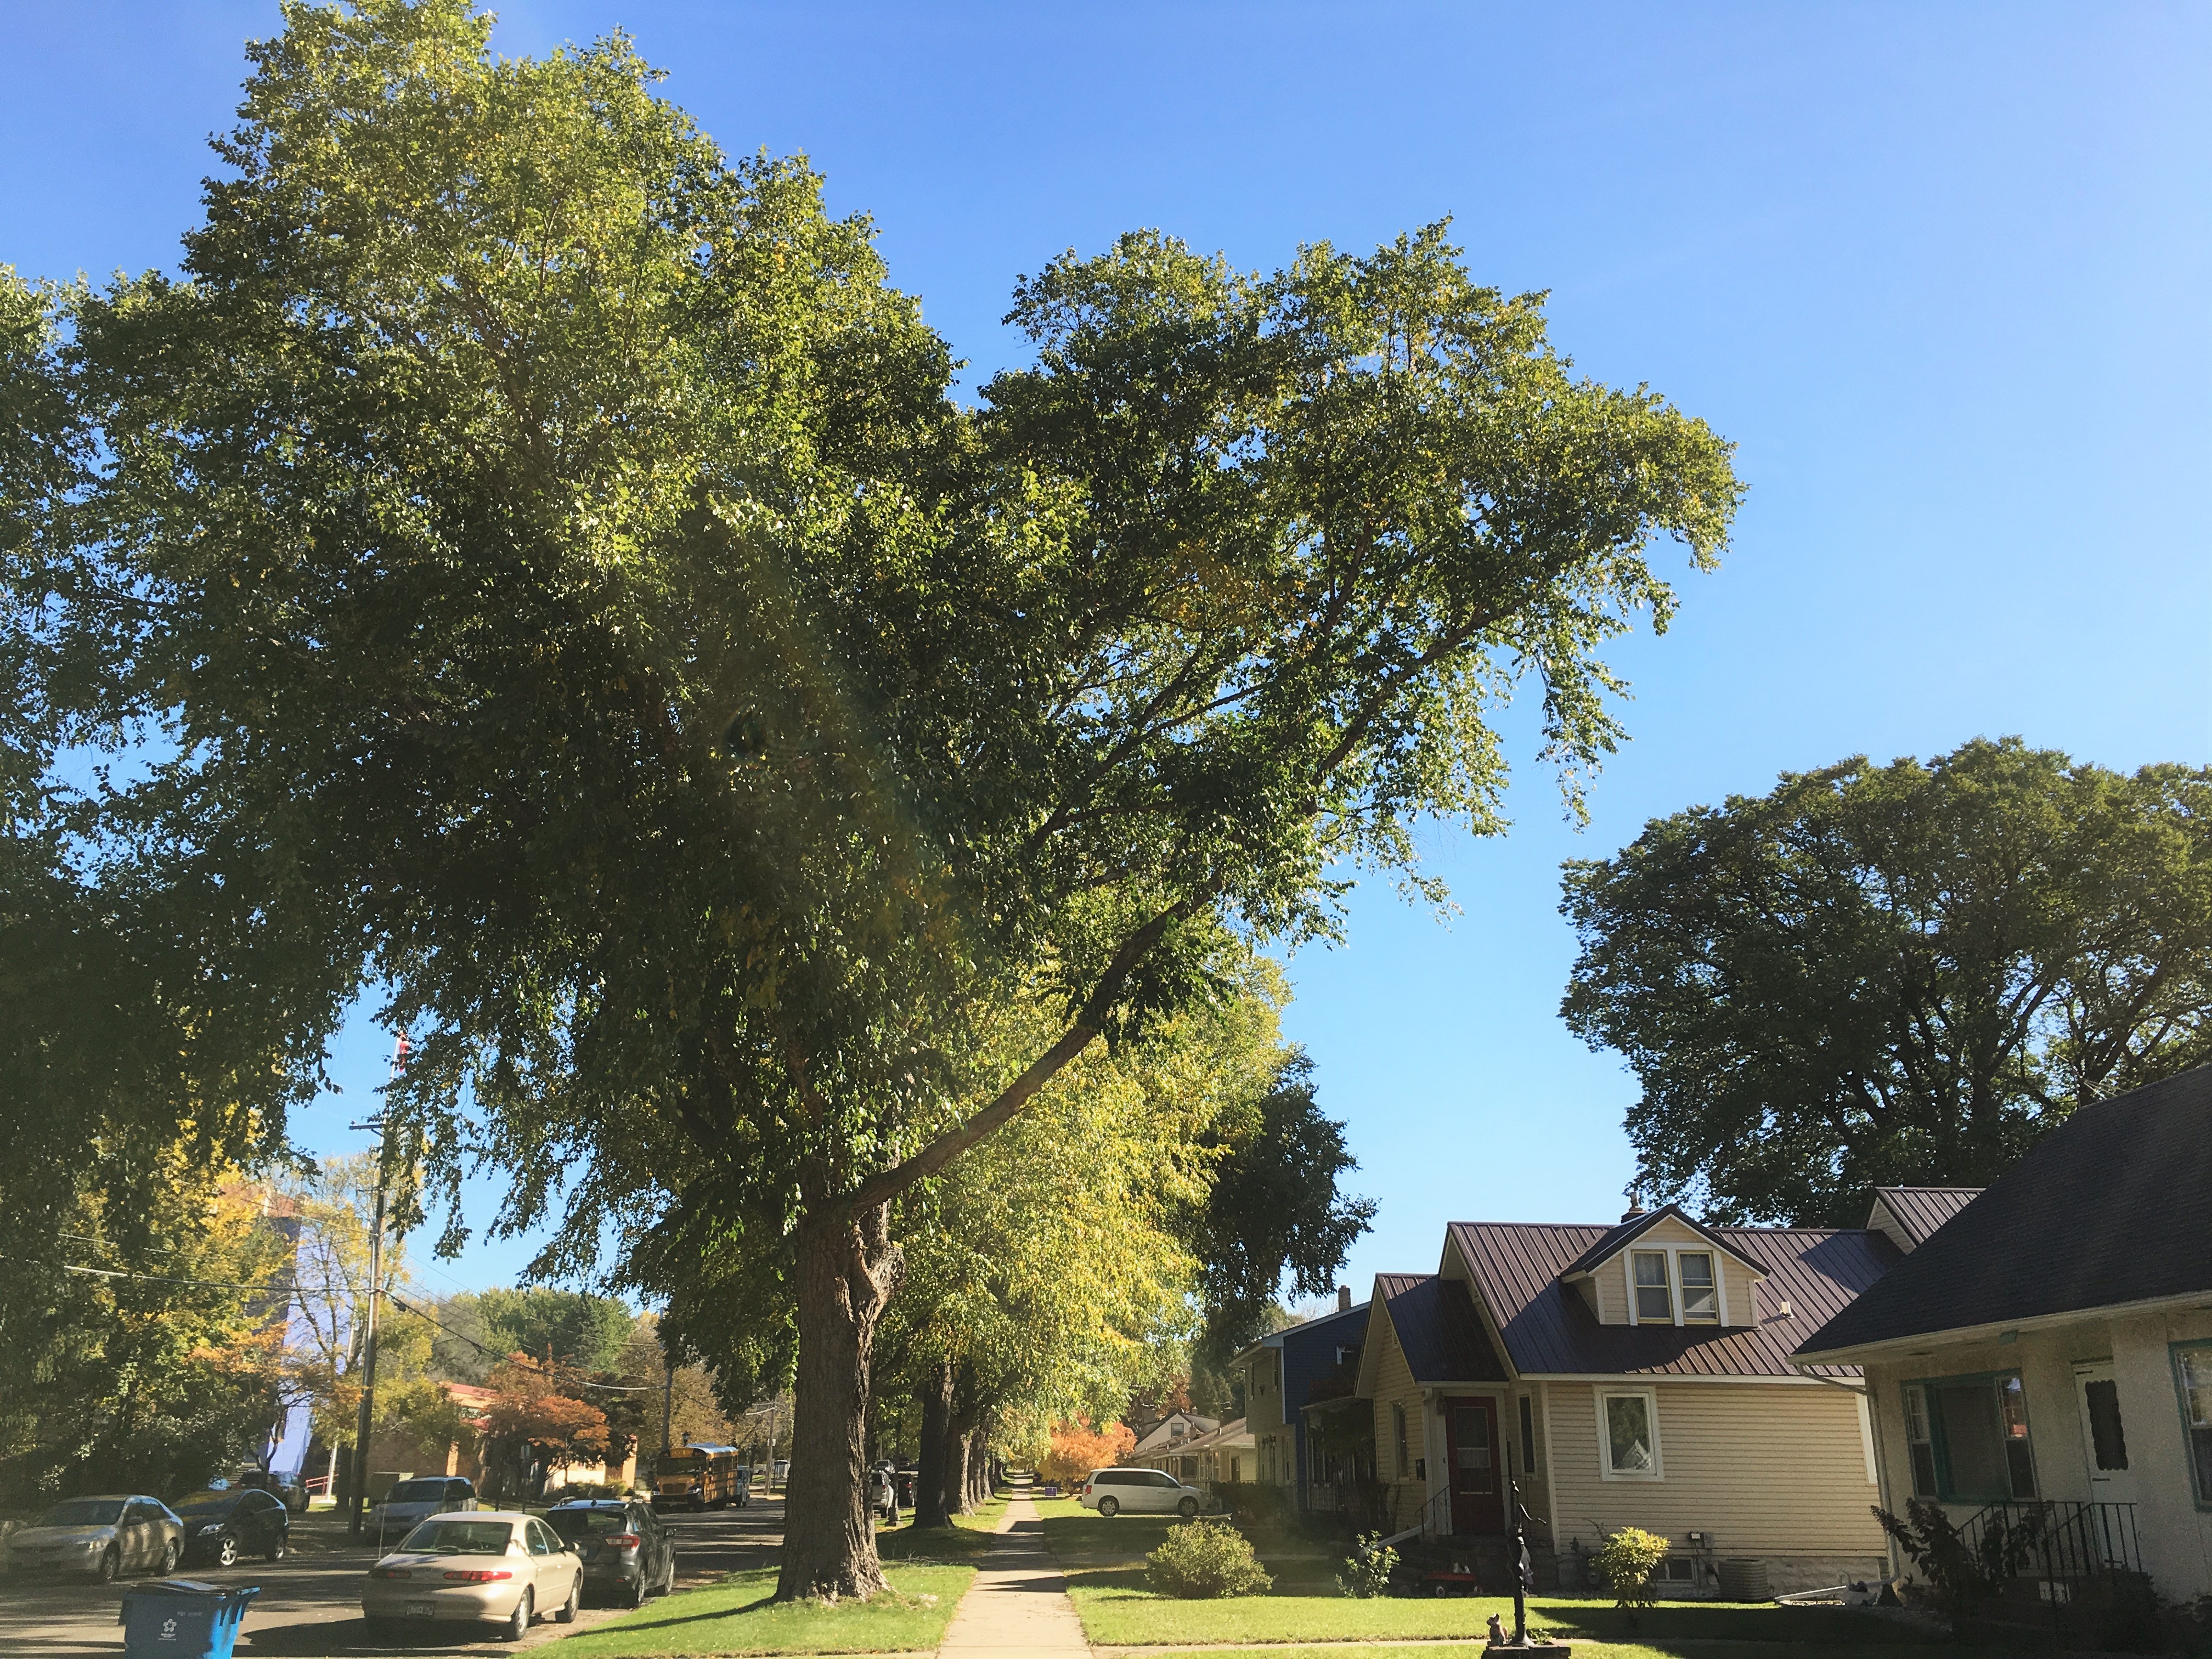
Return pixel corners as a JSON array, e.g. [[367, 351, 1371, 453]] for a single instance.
[[1594, 1262, 1630, 1324], [1543, 1380, 1883, 1557], [1369, 1299, 1429, 1525]]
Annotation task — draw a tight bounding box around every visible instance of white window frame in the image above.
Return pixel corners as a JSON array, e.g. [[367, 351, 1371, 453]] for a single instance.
[[1595, 1385, 1664, 1481], [1622, 1243, 1732, 1328]]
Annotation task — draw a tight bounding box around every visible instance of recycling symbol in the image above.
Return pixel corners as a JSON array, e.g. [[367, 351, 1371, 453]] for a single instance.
[[160, 1616, 179, 1640]]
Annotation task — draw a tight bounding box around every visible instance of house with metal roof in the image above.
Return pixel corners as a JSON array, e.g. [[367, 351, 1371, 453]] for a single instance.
[[1229, 1288, 1371, 1496], [1324, 1204, 1904, 1594], [1796, 1064, 2212, 1605]]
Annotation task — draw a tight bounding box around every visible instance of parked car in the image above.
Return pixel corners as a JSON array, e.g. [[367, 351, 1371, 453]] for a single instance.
[[362, 1511, 582, 1642], [238, 1470, 310, 1513], [170, 1486, 291, 1567], [1077, 1468, 1206, 1517], [543, 1498, 676, 1607], [366, 1476, 477, 1544], [3, 1496, 183, 1579]]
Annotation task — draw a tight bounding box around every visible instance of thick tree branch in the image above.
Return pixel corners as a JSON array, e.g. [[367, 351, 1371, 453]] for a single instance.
[[837, 897, 1204, 1217]]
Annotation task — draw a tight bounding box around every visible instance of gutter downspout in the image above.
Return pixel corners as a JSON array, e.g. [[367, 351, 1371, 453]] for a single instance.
[[1799, 1371, 1899, 1584]]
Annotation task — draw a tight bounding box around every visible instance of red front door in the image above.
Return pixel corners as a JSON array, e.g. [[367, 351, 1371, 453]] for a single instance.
[[1444, 1397, 1503, 1535]]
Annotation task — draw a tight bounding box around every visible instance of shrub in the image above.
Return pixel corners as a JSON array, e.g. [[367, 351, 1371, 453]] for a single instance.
[[1593, 1525, 1670, 1623], [1873, 1499, 2045, 1627], [1145, 1518, 1273, 1599], [1338, 1532, 1397, 1598]]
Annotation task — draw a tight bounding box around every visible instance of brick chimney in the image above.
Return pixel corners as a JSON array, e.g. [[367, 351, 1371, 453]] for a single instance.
[[1336, 1285, 1352, 1312]]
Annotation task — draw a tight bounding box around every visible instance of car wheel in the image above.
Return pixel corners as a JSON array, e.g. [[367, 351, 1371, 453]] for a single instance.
[[504, 1588, 532, 1643], [266, 1535, 286, 1564], [1177, 1496, 1199, 1518], [1097, 1497, 1119, 1518], [556, 1573, 580, 1624], [97, 1546, 120, 1583], [158, 1540, 180, 1575], [623, 1569, 645, 1609]]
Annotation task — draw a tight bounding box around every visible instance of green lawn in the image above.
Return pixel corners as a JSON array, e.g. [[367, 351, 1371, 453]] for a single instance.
[[547, 1562, 975, 1656], [873, 1489, 1011, 1561], [1063, 1573, 1953, 1651]]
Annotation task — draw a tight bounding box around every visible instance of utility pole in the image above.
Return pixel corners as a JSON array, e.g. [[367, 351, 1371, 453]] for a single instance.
[[346, 1031, 409, 1539], [662, 1362, 674, 1456], [345, 1113, 389, 1538]]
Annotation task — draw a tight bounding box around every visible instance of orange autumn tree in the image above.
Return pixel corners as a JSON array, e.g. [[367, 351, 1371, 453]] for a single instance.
[[480, 1355, 610, 1490], [1040, 1417, 1136, 1486]]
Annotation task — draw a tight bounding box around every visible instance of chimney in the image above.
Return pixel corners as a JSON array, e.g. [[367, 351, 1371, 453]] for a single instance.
[[1337, 1285, 1352, 1312], [1621, 1188, 1648, 1222]]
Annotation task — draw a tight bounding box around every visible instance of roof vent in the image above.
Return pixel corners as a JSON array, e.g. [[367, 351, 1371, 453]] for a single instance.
[[1337, 1285, 1352, 1312], [1621, 1190, 1649, 1221]]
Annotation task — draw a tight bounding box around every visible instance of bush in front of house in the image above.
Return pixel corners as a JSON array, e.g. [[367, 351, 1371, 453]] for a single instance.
[[1338, 1532, 1398, 1598], [1145, 1518, 1274, 1599], [1593, 1525, 1670, 1623]]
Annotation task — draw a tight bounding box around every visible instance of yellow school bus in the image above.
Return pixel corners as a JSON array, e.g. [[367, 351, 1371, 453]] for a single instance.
[[652, 1443, 742, 1511]]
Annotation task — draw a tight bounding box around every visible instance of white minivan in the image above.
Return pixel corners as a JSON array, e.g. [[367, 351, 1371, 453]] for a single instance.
[[1077, 1468, 1205, 1517]]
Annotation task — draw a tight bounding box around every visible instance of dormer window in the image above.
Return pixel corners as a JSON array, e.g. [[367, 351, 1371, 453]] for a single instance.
[[1626, 1247, 1728, 1325], [1633, 1252, 1672, 1321], [1679, 1253, 1718, 1323]]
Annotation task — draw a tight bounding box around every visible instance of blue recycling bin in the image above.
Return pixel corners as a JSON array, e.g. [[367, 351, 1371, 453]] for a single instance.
[[119, 1580, 261, 1659]]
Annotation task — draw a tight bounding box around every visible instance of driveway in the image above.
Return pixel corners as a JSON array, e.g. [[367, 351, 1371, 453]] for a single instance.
[[0, 1498, 787, 1658]]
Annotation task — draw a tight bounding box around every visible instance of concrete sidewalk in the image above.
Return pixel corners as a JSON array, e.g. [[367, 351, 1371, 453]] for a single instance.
[[935, 1495, 1089, 1655]]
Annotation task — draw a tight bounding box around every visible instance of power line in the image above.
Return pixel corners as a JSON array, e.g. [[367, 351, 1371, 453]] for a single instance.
[[60, 1269, 656, 1396], [64, 1264, 321, 1293], [385, 1291, 654, 1392]]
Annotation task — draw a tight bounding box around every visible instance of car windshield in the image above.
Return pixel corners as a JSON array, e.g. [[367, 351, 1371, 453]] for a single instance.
[[171, 1492, 237, 1515], [397, 1519, 512, 1556], [546, 1509, 630, 1538], [38, 1499, 125, 1527], [384, 1480, 457, 1505]]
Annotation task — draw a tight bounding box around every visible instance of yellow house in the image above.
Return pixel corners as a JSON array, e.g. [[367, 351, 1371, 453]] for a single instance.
[[1347, 1204, 1900, 1594]]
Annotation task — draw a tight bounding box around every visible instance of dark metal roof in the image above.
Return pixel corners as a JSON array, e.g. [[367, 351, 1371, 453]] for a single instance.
[[1375, 1273, 1511, 1384], [1558, 1202, 1774, 1279], [1449, 1221, 1900, 1379], [1800, 1065, 2212, 1359], [1869, 1186, 1983, 1248]]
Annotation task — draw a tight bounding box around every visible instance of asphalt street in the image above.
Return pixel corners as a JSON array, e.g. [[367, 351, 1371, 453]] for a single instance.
[[0, 1496, 787, 1658]]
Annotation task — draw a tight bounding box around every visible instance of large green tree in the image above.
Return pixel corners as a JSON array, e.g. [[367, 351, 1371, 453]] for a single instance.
[[9, 0, 1737, 1596], [1561, 738, 2212, 1226]]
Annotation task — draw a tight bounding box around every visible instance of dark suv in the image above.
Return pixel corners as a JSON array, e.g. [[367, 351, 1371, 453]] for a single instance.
[[543, 1499, 676, 1608]]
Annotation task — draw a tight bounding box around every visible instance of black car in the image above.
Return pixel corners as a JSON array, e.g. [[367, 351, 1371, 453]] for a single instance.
[[542, 1499, 676, 1608], [170, 1486, 291, 1567], [238, 1470, 309, 1514]]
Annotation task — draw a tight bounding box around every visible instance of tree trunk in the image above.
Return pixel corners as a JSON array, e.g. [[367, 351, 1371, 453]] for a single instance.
[[776, 1205, 902, 1601], [915, 1361, 955, 1530], [967, 1426, 989, 1507]]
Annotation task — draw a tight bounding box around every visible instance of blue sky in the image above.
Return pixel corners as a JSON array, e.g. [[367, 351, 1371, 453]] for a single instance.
[[7, 2, 2207, 1301]]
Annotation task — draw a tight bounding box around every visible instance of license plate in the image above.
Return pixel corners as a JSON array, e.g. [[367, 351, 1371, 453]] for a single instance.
[[405, 1600, 436, 1619]]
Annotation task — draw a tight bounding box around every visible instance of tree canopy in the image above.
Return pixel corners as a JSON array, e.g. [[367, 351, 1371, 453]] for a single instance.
[[5, 0, 1739, 1596], [1561, 738, 2212, 1226]]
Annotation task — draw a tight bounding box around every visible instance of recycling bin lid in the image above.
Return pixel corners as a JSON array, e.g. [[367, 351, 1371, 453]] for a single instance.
[[127, 1579, 257, 1597]]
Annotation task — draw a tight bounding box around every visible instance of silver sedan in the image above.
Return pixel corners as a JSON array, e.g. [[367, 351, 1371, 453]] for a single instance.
[[3, 1496, 183, 1580]]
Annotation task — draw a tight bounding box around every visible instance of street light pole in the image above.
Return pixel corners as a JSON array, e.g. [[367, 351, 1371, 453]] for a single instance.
[[1505, 1462, 1530, 1646]]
